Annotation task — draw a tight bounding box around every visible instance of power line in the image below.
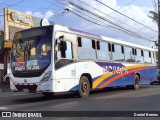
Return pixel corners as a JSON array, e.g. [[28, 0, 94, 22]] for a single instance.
[[76, 0, 156, 39], [109, 0, 136, 15], [79, 0, 136, 29], [68, 8, 156, 42], [49, 12, 66, 20], [94, 0, 157, 32], [65, 0, 156, 41], [43, 0, 65, 9], [0, 0, 26, 10], [44, 0, 157, 41], [1, 3, 61, 10]]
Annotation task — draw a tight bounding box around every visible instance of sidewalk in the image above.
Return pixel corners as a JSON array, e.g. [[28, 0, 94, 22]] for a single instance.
[[0, 84, 11, 92]]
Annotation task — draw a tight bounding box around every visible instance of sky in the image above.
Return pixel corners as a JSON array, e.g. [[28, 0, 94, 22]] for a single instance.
[[0, 0, 158, 47]]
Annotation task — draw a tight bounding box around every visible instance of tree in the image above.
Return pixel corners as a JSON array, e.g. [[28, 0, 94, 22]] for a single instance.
[[149, 11, 158, 24], [148, 0, 158, 24]]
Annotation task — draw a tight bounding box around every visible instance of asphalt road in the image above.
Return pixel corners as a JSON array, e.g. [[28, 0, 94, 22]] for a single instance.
[[0, 84, 160, 120]]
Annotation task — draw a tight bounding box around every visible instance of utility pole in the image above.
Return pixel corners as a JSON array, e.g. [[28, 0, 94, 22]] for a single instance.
[[158, 0, 160, 68]]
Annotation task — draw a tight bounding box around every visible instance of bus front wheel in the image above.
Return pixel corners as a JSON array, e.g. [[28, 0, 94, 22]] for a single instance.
[[78, 76, 90, 98]]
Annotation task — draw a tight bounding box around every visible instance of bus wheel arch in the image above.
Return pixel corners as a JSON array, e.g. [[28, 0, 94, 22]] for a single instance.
[[78, 73, 92, 98]]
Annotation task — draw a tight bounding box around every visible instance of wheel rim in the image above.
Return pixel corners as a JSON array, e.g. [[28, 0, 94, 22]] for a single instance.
[[81, 81, 88, 92], [80, 80, 89, 96]]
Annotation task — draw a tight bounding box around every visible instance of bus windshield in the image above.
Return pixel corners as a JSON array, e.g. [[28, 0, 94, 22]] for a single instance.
[[11, 26, 53, 77]]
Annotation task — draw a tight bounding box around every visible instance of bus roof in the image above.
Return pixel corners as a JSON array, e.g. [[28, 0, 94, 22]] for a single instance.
[[101, 36, 155, 52], [61, 25, 155, 52]]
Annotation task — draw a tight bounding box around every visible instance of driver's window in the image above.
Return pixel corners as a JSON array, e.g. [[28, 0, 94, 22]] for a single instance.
[[65, 41, 73, 59], [60, 41, 73, 59], [56, 39, 73, 60]]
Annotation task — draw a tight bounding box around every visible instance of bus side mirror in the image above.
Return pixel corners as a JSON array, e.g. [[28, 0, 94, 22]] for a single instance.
[[60, 41, 67, 51]]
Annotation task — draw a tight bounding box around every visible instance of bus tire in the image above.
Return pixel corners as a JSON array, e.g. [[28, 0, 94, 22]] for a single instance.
[[42, 92, 54, 97], [133, 74, 140, 90], [5, 77, 10, 85], [78, 76, 90, 98]]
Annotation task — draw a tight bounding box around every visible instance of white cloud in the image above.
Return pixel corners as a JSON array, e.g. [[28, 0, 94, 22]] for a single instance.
[[34, 12, 44, 18], [25, 11, 32, 16], [25, 11, 54, 19], [45, 11, 54, 19], [65, 0, 157, 47]]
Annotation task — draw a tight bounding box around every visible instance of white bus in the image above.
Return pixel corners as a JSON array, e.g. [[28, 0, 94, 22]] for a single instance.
[[10, 24, 156, 98]]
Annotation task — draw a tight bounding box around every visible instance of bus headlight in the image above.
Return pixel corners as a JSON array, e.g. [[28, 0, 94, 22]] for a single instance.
[[40, 71, 52, 83]]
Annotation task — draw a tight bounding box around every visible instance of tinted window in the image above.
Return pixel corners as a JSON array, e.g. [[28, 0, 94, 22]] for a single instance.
[[135, 49, 144, 63], [144, 50, 151, 64], [65, 41, 73, 59], [97, 41, 111, 61], [112, 44, 125, 62], [151, 52, 155, 64], [125, 46, 135, 62], [78, 38, 96, 60]]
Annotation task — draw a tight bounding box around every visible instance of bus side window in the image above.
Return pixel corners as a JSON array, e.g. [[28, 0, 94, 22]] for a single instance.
[[60, 41, 73, 59], [124, 46, 135, 62], [135, 49, 144, 64], [112, 44, 125, 62], [97, 41, 111, 61], [151, 52, 155, 64], [78, 37, 96, 60], [65, 41, 73, 59], [55, 36, 73, 60], [144, 50, 151, 64]]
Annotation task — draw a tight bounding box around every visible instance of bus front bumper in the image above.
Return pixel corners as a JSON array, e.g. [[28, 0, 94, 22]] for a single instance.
[[10, 80, 54, 93]]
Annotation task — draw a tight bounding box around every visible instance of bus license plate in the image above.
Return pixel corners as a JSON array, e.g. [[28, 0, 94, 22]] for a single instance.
[[23, 89, 29, 93]]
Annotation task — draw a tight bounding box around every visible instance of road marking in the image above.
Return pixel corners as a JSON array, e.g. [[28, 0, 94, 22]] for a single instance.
[[0, 107, 8, 110]]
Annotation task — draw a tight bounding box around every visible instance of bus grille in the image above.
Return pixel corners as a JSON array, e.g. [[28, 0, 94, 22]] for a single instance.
[[15, 85, 38, 92]]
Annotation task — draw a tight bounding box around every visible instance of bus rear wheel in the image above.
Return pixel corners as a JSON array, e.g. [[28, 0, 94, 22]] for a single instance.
[[133, 74, 140, 90], [78, 76, 90, 98]]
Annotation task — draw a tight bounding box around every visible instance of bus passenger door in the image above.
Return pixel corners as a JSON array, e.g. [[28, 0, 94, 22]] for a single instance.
[[55, 37, 76, 92]]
